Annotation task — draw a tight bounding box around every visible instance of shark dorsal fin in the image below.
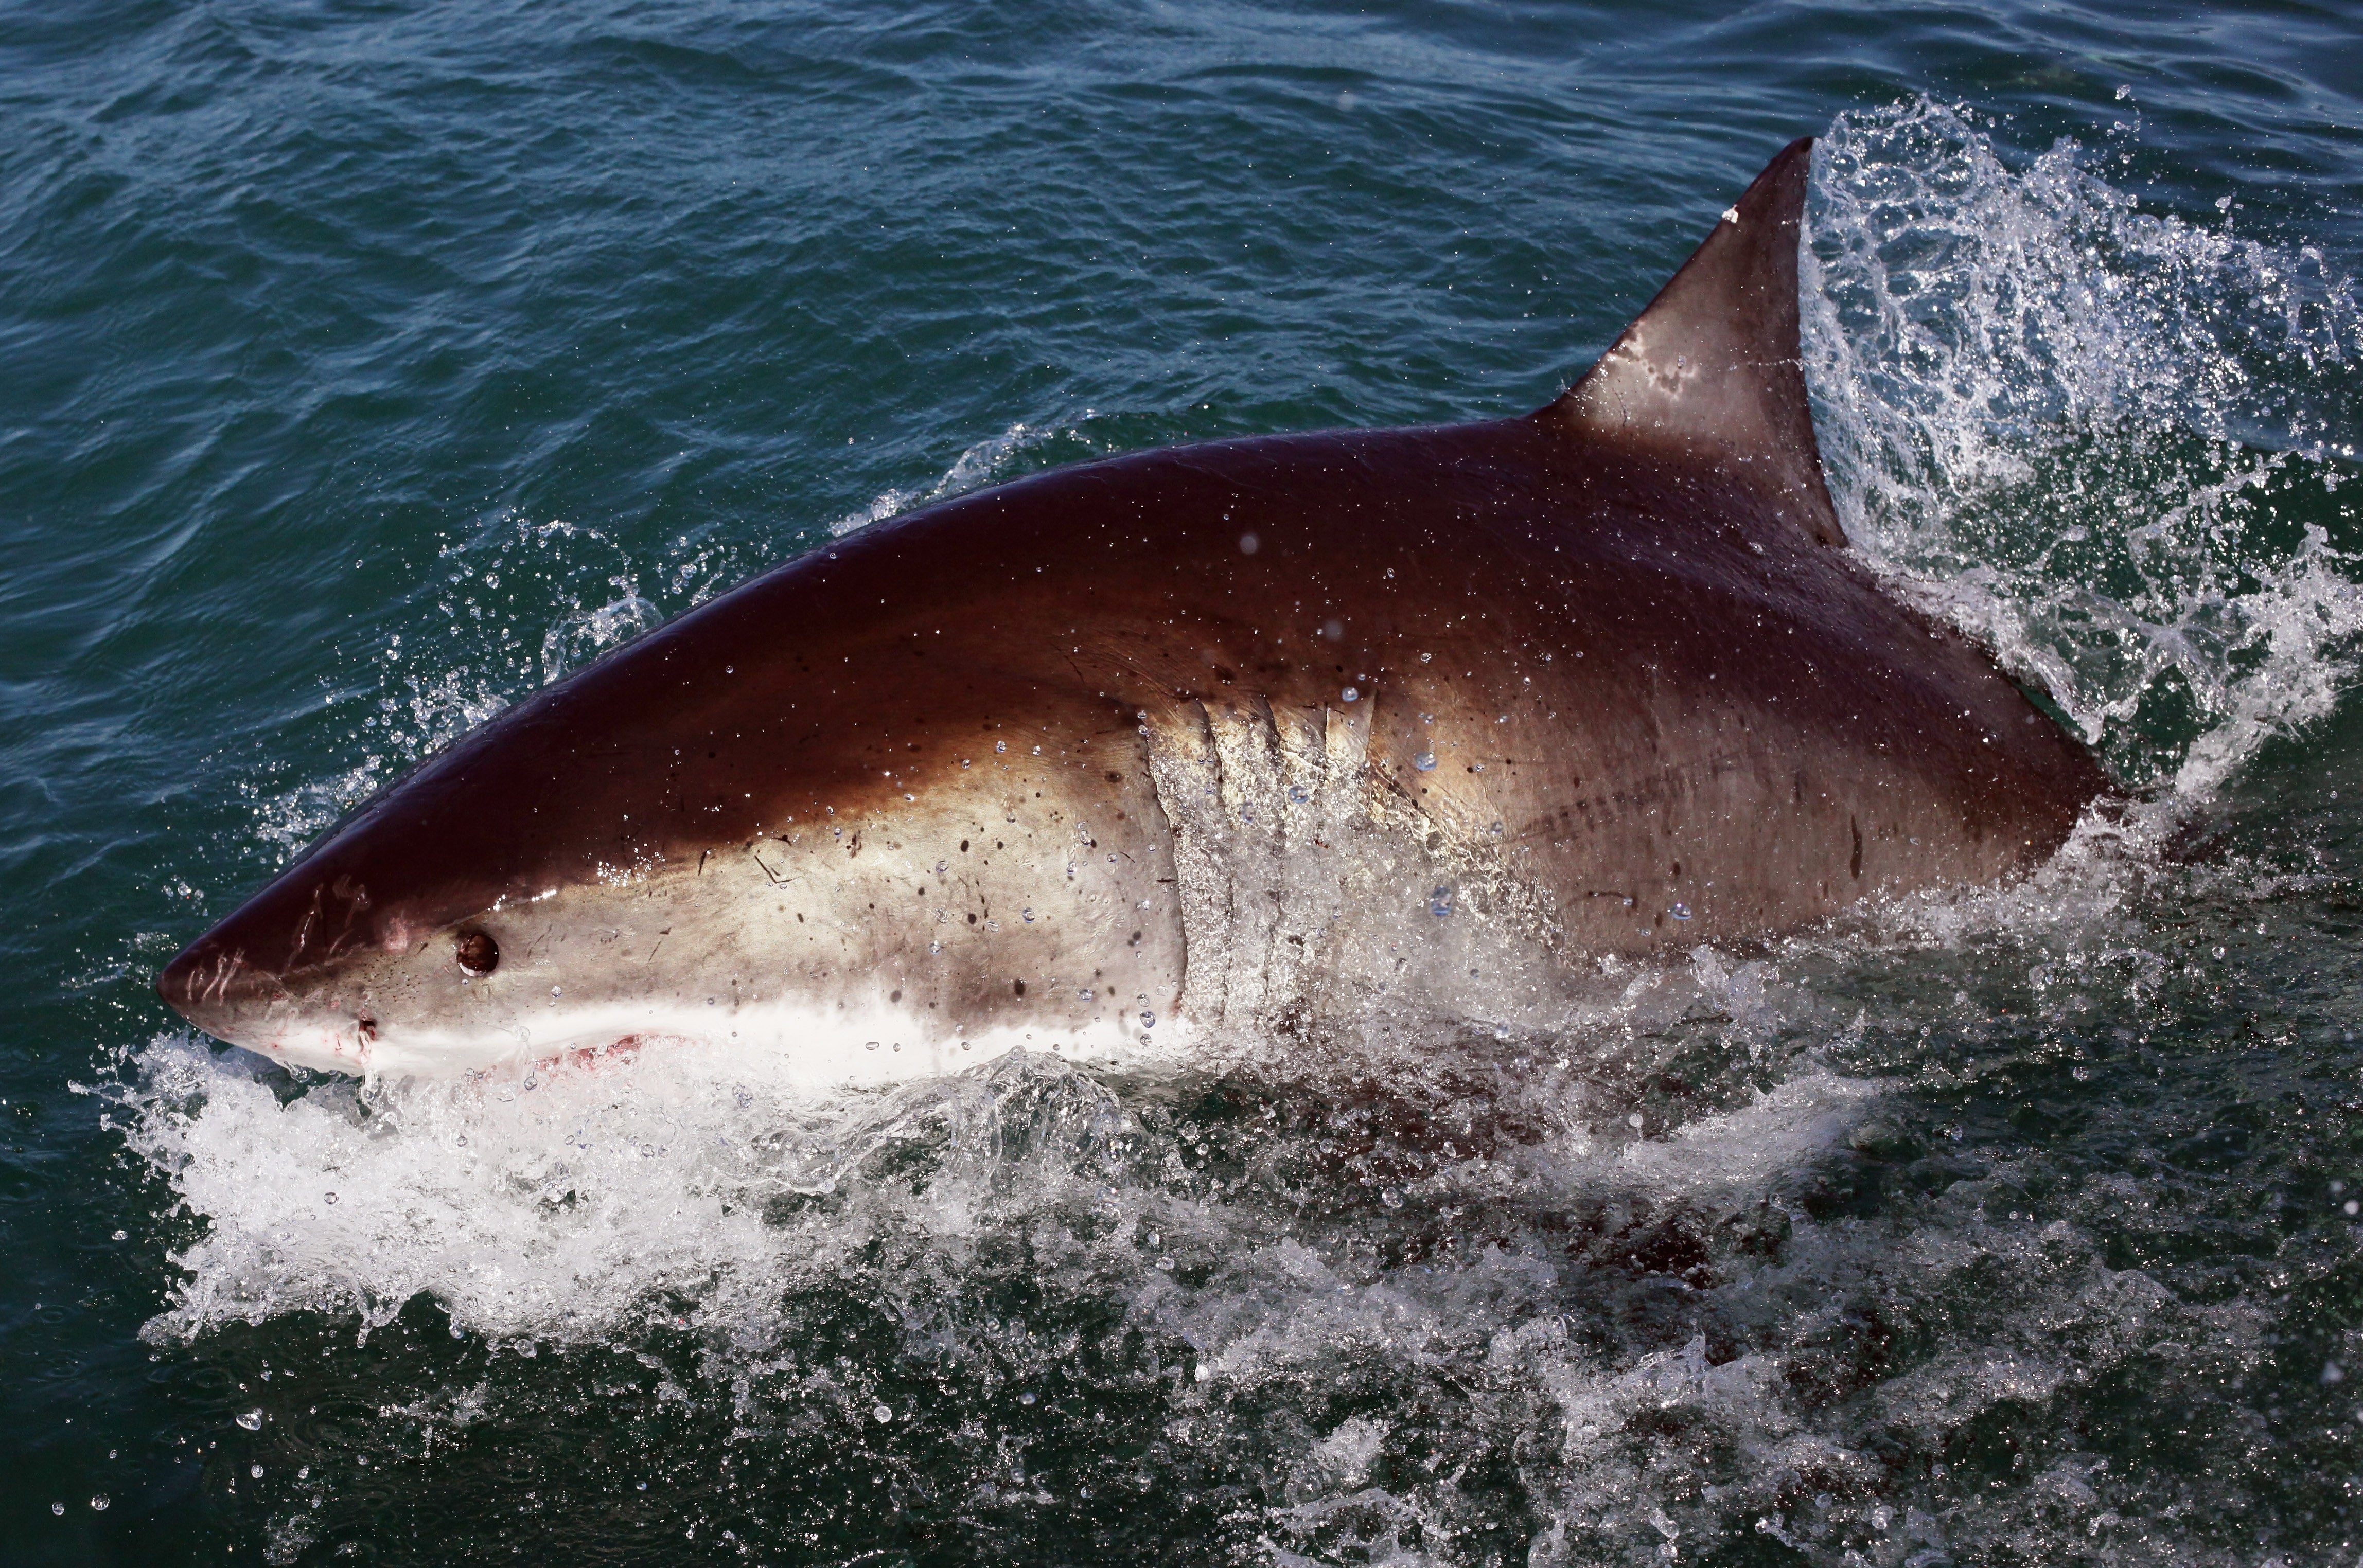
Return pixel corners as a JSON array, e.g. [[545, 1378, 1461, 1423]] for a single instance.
[[1543, 136, 1844, 546]]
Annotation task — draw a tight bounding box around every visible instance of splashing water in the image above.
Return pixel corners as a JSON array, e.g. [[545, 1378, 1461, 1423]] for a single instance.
[[539, 593, 661, 685], [114, 105, 2363, 1566], [1805, 100, 2363, 799], [831, 419, 1095, 537]]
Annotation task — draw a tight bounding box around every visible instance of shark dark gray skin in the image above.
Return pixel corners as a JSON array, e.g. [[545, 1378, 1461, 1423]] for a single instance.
[[158, 139, 2110, 1084]]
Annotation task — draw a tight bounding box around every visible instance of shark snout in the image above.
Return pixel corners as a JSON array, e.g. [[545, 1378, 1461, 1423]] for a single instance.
[[157, 937, 290, 1047]]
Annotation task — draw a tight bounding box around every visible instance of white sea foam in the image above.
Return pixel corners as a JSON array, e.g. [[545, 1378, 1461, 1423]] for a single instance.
[[117, 961, 1824, 1347], [126, 1030, 1029, 1345]]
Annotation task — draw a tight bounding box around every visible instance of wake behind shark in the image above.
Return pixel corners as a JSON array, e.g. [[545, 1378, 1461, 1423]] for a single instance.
[[158, 138, 2110, 1083]]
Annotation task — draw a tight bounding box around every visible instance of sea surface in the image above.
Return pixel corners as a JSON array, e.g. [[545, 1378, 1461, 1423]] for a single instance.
[[6, 1, 2363, 1563]]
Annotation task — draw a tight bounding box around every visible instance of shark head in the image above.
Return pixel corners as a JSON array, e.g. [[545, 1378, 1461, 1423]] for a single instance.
[[157, 568, 1199, 1083]]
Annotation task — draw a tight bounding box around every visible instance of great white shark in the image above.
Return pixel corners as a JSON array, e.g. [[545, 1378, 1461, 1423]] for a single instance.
[[159, 138, 2109, 1084]]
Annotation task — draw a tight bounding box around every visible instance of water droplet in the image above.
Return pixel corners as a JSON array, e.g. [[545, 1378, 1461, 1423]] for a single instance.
[[50, 1503, 63, 1516], [1238, 532, 1259, 555], [1139, 1010, 1156, 1028], [929, 941, 942, 955], [1381, 1187, 1403, 1209], [250, 1465, 263, 1480], [1670, 903, 1692, 921], [551, 986, 562, 997], [1019, 1391, 1037, 1405], [1428, 887, 1453, 917], [111, 1230, 126, 1241], [873, 1404, 893, 1423], [1288, 785, 1309, 803], [236, 1410, 263, 1430], [1341, 686, 1359, 702], [996, 740, 1006, 753], [1079, 988, 1093, 1002], [1022, 908, 1035, 922], [321, 1193, 337, 1206], [1413, 752, 1436, 771], [86, 1493, 108, 1512], [865, 1041, 879, 1052], [1628, 1113, 1645, 1130]]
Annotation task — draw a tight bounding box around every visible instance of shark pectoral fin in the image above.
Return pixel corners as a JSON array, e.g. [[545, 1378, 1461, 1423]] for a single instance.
[[1542, 135, 1844, 549]]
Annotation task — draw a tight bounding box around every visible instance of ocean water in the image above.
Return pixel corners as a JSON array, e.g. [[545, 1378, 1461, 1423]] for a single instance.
[[6, 1, 2363, 1563]]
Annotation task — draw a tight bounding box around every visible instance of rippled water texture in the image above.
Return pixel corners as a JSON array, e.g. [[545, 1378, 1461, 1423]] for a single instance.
[[7, 2, 2363, 1564]]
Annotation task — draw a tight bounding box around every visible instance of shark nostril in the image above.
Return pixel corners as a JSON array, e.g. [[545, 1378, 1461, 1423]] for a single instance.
[[455, 930, 499, 976]]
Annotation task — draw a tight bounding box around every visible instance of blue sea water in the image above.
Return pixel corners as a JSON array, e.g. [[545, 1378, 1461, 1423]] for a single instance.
[[6, 1, 2363, 1563]]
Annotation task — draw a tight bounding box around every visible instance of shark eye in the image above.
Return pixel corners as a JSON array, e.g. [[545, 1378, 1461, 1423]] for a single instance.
[[455, 930, 499, 976]]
